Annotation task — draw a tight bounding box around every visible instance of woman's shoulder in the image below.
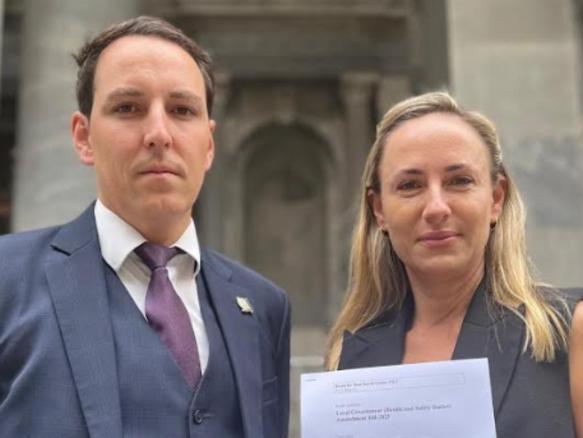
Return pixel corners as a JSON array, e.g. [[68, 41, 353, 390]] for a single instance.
[[536, 285, 583, 314], [560, 287, 583, 304]]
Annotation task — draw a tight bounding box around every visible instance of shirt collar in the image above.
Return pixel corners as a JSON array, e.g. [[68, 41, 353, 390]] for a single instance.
[[94, 199, 201, 274]]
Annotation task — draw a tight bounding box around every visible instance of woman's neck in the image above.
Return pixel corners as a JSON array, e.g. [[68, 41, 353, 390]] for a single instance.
[[401, 263, 485, 364], [407, 262, 484, 329]]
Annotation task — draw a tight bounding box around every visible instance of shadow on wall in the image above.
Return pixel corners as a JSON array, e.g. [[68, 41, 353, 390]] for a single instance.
[[511, 135, 583, 227]]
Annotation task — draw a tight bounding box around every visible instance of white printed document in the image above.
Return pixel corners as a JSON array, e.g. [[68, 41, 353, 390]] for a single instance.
[[301, 358, 496, 438]]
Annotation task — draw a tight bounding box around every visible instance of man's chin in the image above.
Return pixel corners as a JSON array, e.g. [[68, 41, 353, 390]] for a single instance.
[[132, 196, 193, 221]]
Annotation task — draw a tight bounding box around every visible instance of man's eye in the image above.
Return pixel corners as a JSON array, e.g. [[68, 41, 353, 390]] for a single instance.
[[173, 106, 195, 116], [114, 104, 136, 113]]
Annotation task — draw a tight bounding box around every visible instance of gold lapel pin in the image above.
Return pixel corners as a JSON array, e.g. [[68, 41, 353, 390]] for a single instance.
[[236, 296, 254, 315]]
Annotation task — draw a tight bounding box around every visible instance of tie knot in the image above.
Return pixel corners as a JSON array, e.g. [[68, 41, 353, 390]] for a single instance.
[[135, 242, 181, 270]]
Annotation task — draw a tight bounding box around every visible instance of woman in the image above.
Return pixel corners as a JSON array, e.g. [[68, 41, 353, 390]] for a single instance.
[[327, 91, 583, 437]]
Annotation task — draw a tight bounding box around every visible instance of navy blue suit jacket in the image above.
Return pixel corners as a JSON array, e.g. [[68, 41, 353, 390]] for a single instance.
[[0, 206, 290, 437]]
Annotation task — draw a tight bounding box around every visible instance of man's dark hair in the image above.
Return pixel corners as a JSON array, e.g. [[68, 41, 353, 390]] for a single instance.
[[73, 15, 214, 117]]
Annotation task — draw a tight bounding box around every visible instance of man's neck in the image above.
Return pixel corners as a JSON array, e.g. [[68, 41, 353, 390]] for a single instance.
[[98, 198, 192, 246], [133, 218, 190, 246]]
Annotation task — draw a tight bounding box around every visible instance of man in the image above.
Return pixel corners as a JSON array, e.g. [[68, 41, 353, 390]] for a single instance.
[[0, 16, 290, 438]]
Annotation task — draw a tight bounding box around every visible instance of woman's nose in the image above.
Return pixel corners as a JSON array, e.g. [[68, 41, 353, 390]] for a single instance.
[[422, 187, 451, 224]]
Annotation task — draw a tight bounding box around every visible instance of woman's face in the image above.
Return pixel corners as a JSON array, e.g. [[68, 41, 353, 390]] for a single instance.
[[369, 112, 506, 282]]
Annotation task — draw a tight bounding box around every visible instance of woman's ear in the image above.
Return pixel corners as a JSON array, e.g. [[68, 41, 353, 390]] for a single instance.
[[490, 174, 507, 223], [367, 188, 387, 231]]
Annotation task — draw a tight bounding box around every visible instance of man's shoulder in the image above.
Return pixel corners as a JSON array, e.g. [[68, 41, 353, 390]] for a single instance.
[[201, 248, 288, 306], [0, 224, 62, 256], [201, 248, 290, 349], [0, 225, 66, 300], [0, 205, 96, 259]]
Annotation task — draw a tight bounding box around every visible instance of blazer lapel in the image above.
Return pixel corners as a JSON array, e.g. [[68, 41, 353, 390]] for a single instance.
[[339, 296, 413, 369], [200, 250, 262, 438], [452, 283, 523, 416], [340, 282, 523, 416], [44, 206, 122, 438]]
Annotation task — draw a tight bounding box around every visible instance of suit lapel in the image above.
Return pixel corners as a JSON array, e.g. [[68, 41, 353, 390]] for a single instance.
[[200, 250, 262, 438], [339, 296, 412, 369], [45, 206, 122, 438], [452, 282, 523, 416], [340, 283, 523, 417]]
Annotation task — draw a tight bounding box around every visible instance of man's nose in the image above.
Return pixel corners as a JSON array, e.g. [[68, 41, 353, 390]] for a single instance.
[[143, 106, 172, 149], [422, 186, 451, 224]]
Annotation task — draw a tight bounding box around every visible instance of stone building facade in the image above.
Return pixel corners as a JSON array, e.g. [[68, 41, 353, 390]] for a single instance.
[[2, 0, 583, 435]]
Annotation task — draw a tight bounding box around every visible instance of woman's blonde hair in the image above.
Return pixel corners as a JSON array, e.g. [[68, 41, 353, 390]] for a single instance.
[[326, 91, 569, 369]]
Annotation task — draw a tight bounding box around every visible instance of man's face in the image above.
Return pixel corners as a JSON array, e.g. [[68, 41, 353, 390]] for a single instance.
[[72, 35, 215, 236]]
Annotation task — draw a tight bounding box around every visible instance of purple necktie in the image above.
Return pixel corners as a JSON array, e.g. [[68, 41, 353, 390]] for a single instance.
[[135, 242, 201, 389]]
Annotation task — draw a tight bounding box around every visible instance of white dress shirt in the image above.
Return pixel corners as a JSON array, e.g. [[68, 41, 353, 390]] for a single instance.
[[94, 199, 209, 372]]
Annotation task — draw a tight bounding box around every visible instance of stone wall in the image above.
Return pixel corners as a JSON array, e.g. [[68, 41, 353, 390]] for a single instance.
[[447, 0, 583, 286]]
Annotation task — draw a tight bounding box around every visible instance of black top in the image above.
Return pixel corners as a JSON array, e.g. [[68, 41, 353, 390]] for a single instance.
[[339, 282, 583, 438]]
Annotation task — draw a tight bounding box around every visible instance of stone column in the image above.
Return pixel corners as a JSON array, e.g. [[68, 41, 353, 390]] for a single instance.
[[340, 72, 377, 206], [447, 0, 583, 286], [12, 0, 140, 231], [0, 0, 4, 100], [407, 0, 449, 92], [198, 71, 231, 251], [376, 75, 411, 119]]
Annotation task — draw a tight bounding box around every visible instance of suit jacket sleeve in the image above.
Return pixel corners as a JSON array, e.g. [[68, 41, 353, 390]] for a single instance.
[[275, 292, 291, 438]]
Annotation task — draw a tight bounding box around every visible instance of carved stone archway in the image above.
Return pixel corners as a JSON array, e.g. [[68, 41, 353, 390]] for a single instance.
[[241, 122, 331, 327]]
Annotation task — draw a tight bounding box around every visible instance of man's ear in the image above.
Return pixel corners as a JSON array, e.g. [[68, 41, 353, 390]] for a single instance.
[[71, 111, 94, 166], [204, 119, 216, 171]]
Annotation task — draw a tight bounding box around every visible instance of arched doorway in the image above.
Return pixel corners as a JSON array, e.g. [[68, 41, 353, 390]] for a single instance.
[[242, 123, 329, 328]]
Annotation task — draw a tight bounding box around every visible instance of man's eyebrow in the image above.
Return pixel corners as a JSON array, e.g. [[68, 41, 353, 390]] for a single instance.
[[104, 88, 145, 102], [168, 90, 202, 102]]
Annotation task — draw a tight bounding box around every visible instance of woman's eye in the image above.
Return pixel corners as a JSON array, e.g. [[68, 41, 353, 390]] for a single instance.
[[397, 180, 421, 191], [448, 176, 474, 186]]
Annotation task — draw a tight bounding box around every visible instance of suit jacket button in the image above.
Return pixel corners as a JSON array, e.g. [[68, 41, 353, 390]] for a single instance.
[[192, 409, 204, 425]]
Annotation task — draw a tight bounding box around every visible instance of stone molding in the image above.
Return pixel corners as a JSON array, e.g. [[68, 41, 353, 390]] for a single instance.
[[153, 0, 407, 17]]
